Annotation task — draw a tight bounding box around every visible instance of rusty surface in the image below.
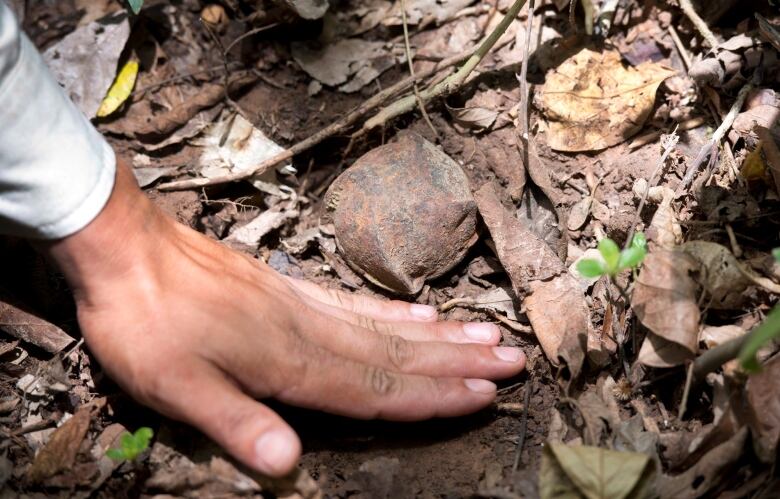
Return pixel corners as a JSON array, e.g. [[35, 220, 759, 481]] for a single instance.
[[324, 133, 478, 294]]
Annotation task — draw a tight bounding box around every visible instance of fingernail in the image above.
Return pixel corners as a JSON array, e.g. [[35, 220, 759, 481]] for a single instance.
[[463, 322, 497, 342], [464, 378, 497, 393], [410, 304, 437, 320], [493, 346, 523, 363], [254, 429, 297, 476]]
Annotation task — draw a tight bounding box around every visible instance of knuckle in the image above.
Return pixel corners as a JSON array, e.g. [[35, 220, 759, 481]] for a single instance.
[[386, 334, 414, 370], [365, 366, 401, 397]]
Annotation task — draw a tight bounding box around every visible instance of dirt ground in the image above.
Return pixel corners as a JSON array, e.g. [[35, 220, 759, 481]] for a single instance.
[[4, 0, 780, 497]]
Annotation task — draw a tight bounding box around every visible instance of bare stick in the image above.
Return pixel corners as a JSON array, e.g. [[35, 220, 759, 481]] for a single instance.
[[400, 0, 440, 140], [675, 77, 755, 197], [678, 0, 718, 48], [667, 25, 692, 71], [512, 378, 534, 471], [158, 48, 475, 190], [362, 0, 528, 131], [518, 0, 535, 141], [678, 362, 694, 420]]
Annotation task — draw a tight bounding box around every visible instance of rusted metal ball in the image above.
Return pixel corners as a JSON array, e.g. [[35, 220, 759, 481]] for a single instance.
[[324, 133, 478, 294]]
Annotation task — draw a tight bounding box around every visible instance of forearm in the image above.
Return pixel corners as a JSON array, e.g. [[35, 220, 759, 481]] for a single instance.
[[0, 1, 115, 239]]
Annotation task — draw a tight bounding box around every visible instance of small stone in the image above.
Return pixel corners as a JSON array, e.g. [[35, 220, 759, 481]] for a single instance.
[[324, 133, 478, 294]]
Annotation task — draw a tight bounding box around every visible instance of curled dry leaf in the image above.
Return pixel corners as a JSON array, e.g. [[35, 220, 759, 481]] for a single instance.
[[645, 186, 682, 250], [656, 428, 748, 499], [445, 103, 499, 131], [537, 48, 676, 151], [0, 299, 74, 353], [567, 195, 593, 231], [28, 399, 106, 484], [539, 443, 656, 499], [475, 184, 587, 378], [744, 354, 780, 463], [633, 250, 700, 368]]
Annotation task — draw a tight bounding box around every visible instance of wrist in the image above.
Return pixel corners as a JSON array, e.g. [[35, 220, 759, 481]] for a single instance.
[[38, 160, 168, 303]]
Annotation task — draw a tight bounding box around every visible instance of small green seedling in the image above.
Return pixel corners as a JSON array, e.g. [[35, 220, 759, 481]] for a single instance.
[[577, 233, 647, 278], [106, 427, 153, 462], [127, 0, 144, 14]]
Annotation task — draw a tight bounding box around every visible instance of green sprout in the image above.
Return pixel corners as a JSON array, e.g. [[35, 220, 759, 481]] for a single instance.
[[738, 247, 780, 372], [127, 0, 144, 14], [106, 427, 153, 462], [577, 233, 647, 278]]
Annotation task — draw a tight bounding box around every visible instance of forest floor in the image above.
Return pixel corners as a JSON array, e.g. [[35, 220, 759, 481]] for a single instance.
[[3, 0, 780, 497]]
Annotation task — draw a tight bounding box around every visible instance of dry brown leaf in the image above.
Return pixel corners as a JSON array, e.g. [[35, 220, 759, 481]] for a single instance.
[[537, 48, 676, 152], [681, 241, 753, 309], [656, 428, 748, 499], [744, 354, 780, 463], [633, 250, 700, 368], [445, 104, 499, 131], [28, 398, 105, 483], [0, 300, 74, 353], [475, 184, 587, 378]]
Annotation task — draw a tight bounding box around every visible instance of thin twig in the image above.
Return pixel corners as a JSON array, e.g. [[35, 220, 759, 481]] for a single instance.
[[400, 0, 440, 140], [158, 46, 479, 190], [678, 361, 695, 420], [362, 0, 528, 131], [224, 22, 280, 54], [201, 19, 244, 116], [675, 76, 756, 197], [667, 25, 692, 71], [518, 0, 535, 141], [512, 379, 534, 471], [678, 0, 718, 49]]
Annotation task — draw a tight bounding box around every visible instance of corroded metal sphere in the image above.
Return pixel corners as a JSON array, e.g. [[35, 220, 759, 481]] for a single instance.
[[324, 133, 478, 294]]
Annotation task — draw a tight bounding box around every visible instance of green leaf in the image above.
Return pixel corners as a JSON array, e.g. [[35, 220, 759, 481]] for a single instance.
[[127, 0, 144, 14], [617, 246, 646, 271], [539, 443, 656, 499], [120, 432, 134, 451], [631, 232, 647, 251], [598, 238, 620, 274], [134, 427, 153, 450], [739, 305, 780, 372], [577, 259, 606, 278], [106, 448, 126, 461], [773, 247, 780, 262]]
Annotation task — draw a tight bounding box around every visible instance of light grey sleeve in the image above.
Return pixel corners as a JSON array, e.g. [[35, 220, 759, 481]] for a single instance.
[[0, 1, 116, 240]]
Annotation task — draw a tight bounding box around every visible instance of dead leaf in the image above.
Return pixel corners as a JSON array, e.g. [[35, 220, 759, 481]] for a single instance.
[[0, 299, 74, 353], [28, 399, 105, 483], [224, 207, 299, 251], [292, 39, 395, 92], [537, 48, 676, 151], [681, 241, 753, 309], [539, 443, 656, 499], [133, 167, 180, 188], [43, 11, 131, 118], [322, 0, 392, 39], [475, 184, 587, 378], [567, 196, 593, 231], [382, 0, 474, 26], [744, 354, 780, 463], [195, 112, 293, 195], [633, 250, 700, 368], [281, 0, 330, 19], [646, 187, 681, 250], [446, 103, 498, 131], [689, 34, 778, 89], [656, 428, 748, 499]]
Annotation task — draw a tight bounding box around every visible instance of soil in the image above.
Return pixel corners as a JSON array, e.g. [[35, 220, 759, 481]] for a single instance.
[[4, 0, 780, 497]]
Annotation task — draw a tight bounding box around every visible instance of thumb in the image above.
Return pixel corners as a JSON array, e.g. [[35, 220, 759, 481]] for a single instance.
[[171, 364, 301, 477]]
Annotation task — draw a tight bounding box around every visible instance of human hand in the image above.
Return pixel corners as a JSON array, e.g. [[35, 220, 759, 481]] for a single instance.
[[42, 161, 526, 477]]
